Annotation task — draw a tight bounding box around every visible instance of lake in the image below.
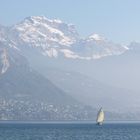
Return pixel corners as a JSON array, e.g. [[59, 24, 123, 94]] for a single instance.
[[0, 122, 140, 140]]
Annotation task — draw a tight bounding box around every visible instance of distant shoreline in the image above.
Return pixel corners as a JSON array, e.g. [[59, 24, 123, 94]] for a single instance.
[[0, 120, 140, 124]]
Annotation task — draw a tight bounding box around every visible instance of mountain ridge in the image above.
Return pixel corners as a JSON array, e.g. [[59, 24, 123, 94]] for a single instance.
[[0, 16, 129, 60]]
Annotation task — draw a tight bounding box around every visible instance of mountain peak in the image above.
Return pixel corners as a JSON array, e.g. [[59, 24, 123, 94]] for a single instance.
[[11, 16, 79, 47], [24, 16, 63, 24]]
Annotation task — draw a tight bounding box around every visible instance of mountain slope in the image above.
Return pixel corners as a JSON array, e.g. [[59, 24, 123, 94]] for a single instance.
[[0, 43, 75, 103], [31, 65, 140, 113], [0, 42, 101, 120]]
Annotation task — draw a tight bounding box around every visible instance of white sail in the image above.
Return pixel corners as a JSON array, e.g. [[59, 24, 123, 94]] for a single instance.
[[96, 108, 104, 125]]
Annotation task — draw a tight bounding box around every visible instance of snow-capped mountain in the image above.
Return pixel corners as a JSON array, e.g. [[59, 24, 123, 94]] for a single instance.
[[71, 34, 128, 59], [11, 16, 79, 46], [8, 16, 80, 58], [0, 16, 128, 59]]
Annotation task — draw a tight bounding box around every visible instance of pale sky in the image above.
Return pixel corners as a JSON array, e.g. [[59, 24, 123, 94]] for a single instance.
[[0, 0, 140, 44]]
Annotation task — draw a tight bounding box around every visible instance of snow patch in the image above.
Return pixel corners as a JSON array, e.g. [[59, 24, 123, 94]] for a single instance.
[[60, 49, 79, 59], [43, 48, 58, 58], [88, 34, 105, 41]]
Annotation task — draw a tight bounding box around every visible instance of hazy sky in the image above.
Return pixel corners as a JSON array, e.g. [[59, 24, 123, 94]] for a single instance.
[[0, 0, 140, 44]]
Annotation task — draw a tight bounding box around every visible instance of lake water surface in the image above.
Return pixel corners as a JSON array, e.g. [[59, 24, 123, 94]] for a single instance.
[[0, 122, 140, 140]]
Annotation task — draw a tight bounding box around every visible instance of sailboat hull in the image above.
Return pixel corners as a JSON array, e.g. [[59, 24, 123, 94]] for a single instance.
[[97, 122, 103, 125]]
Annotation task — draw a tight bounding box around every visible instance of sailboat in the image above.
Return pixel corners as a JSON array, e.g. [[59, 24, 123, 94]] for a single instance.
[[96, 108, 104, 125]]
